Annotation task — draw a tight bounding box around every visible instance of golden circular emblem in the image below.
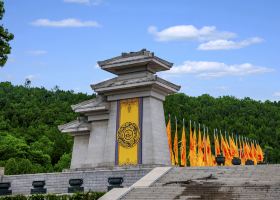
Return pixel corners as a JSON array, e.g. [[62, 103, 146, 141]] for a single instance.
[[117, 122, 140, 148]]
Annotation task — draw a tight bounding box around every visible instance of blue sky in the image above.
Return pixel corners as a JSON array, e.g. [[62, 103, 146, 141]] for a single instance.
[[1, 0, 280, 101]]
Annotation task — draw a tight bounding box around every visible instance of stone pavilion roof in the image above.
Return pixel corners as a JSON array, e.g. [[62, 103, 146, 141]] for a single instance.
[[97, 49, 173, 75]]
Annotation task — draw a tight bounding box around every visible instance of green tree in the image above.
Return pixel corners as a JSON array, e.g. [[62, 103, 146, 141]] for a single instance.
[[0, 0, 14, 67], [54, 153, 71, 172], [5, 158, 18, 175], [17, 159, 33, 174]]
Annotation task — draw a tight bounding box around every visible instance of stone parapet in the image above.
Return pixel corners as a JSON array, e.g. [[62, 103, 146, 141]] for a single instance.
[[1, 167, 152, 195]]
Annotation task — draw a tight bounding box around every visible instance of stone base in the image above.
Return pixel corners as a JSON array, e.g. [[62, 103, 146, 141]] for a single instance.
[[0, 189, 12, 196], [68, 187, 84, 193], [30, 188, 47, 194]]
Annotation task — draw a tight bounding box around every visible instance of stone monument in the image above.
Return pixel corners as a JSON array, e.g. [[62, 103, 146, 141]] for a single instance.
[[58, 49, 180, 169]]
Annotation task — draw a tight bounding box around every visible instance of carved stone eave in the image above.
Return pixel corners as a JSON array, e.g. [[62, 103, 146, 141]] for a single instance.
[[71, 95, 109, 114], [58, 119, 90, 135]]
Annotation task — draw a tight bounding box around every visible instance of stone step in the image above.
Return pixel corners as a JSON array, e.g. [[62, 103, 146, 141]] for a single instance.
[[119, 165, 280, 200]]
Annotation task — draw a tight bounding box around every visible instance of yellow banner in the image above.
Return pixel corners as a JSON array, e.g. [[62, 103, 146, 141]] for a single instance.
[[116, 98, 142, 166]]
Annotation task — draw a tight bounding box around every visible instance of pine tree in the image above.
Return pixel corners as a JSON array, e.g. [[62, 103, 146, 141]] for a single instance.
[[0, 0, 14, 67]]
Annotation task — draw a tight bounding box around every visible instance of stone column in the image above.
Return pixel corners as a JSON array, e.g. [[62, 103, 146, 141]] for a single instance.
[[71, 134, 89, 169], [85, 120, 108, 168], [142, 97, 170, 166]]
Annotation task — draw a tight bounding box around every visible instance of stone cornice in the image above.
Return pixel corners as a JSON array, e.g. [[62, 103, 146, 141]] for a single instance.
[[91, 75, 180, 95]]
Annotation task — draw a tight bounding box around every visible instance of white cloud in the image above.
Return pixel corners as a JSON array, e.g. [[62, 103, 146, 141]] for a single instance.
[[148, 25, 263, 50], [31, 18, 100, 28], [26, 50, 47, 56], [167, 61, 273, 78], [148, 25, 236, 42], [63, 0, 102, 6], [273, 92, 280, 97], [198, 37, 263, 50]]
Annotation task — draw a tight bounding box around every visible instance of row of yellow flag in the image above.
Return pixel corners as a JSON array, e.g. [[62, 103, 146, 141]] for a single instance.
[[166, 117, 264, 166]]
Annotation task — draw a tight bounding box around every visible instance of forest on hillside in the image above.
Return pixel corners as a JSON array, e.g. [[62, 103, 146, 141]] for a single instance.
[[0, 82, 279, 175], [164, 93, 280, 163]]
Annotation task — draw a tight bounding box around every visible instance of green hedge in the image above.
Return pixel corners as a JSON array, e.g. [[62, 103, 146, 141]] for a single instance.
[[0, 192, 105, 200]]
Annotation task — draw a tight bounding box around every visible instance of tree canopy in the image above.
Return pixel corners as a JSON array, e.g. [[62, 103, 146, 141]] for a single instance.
[[0, 82, 94, 174], [0, 82, 279, 175], [0, 0, 14, 67]]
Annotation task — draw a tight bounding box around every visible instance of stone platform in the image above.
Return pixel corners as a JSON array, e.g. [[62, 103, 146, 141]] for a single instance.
[[0, 167, 152, 195], [102, 165, 280, 200]]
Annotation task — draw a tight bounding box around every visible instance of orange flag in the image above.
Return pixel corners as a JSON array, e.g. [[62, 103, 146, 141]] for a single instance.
[[206, 132, 212, 166], [234, 135, 239, 158], [214, 130, 221, 157], [225, 133, 232, 166], [251, 141, 257, 165], [202, 127, 208, 166], [239, 136, 245, 165], [221, 133, 231, 166], [244, 138, 251, 161], [256, 142, 264, 163], [180, 119, 187, 167], [173, 117, 179, 165], [229, 135, 238, 158], [166, 115, 175, 165]]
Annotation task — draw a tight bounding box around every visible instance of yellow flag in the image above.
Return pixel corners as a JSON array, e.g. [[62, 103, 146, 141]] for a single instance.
[[173, 118, 179, 165], [196, 125, 204, 166], [166, 116, 175, 165], [180, 120, 187, 167], [189, 121, 197, 166]]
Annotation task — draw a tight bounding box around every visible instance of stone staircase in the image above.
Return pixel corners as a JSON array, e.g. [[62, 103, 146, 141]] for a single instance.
[[119, 165, 280, 200]]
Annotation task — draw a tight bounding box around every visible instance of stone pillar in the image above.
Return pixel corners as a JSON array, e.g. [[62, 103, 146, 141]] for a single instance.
[[142, 97, 170, 166], [71, 134, 89, 169], [102, 101, 117, 167], [85, 120, 108, 168]]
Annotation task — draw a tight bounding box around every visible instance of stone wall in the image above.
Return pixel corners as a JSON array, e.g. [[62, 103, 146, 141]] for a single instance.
[[1, 167, 152, 195]]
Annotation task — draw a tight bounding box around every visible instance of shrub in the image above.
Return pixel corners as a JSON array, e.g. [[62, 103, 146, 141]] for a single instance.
[[0, 192, 105, 200]]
